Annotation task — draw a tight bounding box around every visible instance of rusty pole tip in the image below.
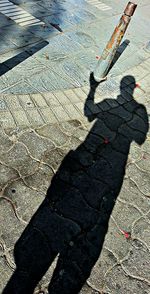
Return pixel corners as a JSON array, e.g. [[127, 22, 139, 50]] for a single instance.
[[124, 2, 137, 17]]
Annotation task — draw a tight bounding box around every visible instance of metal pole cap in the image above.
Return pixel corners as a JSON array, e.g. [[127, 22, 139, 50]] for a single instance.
[[124, 2, 137, 16]]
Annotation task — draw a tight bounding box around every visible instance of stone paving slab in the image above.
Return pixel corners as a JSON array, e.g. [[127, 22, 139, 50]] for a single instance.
[[0, 0, 150, 94], [0, 22, 43, 53], [0, 92, 150, 293], [0, 1, 150, 293], [0, 60, 150, 130]]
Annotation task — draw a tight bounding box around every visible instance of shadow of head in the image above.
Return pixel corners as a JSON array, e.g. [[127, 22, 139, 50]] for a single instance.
[[120, 75, 135, 95], [84, 74, 149, 146]]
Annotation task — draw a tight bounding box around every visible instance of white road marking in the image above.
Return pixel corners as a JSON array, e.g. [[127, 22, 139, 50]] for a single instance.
[[0, 0, 44, 26], [86, 0, 112, 11]]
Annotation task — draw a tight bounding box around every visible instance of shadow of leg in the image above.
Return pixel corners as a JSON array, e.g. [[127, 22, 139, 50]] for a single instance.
[[48, 223, 108, 294], [3, 227, 57, 294]]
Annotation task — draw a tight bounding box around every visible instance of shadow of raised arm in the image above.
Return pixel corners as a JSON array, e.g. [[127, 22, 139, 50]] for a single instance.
[[84, 72, 105, 122]]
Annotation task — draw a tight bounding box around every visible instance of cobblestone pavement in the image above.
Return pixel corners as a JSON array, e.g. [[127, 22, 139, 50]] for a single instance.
[[0, 71, 150, 293], [0, 59, 150, 129], [0, 0, 150, 94], [0, 0, 150, 293]]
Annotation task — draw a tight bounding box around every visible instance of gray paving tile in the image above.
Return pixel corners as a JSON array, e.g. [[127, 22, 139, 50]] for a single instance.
[[74, 101, 84, 115], [36, 33, 83, 58], [63, 103, 82, 119], [41, 14, 73, 31], [118, 54, 147, 73], [40, 107, 58, 123], [1, 81, 37, 94], [73, 88, 88, 100], [5, 94, 22, 110], [27, 22, 57, 40], [46, 63, 83, 88], [26, 108, 44, 126], [66, 31, 97, 49], [30, 93, 48, 108], [51, 105, 70, 122], [0, 77, 8, 92], [61, 60, 88, 87], [0, 38, 17, 55], [0, 110, 16, 128], [74, 49, 98, 72], [1, 24, 42, 48], [11, 109, 30, 126], [53, 91, 71, 105], [42, 92, 61, 107], [0, 98, 8, 110], [0, 11, 14, 27], [18, 94, 35, 109], [63, 89, 81, 103], [26, 68, 73, 93], [75, 8, 99, 22]]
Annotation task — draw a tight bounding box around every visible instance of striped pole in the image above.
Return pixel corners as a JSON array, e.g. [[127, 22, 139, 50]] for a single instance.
[[93, 2, 137, 82]]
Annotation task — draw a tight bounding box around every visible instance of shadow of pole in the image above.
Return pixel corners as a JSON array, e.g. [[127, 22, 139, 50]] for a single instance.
[[0, 41, 49, 76], [2, 74, 149, 294], [107, 39, 130, 74]]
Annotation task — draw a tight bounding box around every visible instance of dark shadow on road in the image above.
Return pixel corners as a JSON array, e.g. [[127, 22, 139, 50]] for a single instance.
[[0, 41, 48, 76], [3, 75, 149, 294]]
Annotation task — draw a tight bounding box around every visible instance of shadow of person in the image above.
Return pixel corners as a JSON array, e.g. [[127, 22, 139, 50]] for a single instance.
[[3, 75, 149, 294]]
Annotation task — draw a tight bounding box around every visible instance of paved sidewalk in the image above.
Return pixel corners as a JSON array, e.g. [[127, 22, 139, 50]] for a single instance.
[[0, 0, 150, 293], [0, 58, 150, 129], [0, 0, 150, 94], [0, 65, 150, 294]]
